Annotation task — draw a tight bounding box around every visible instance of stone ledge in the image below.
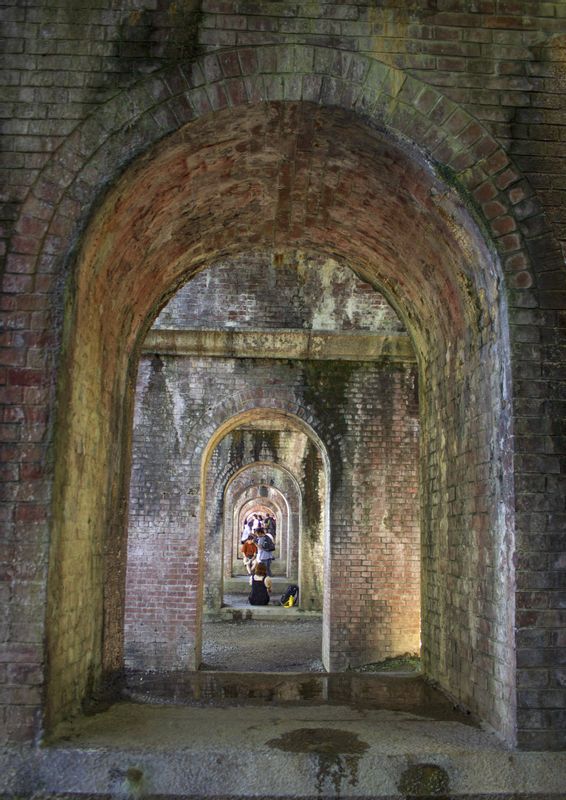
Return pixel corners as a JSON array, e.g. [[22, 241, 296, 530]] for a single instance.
[[204, 607, 321, 622], [3, 696, 565, 798], [143, 328, 416, 363]]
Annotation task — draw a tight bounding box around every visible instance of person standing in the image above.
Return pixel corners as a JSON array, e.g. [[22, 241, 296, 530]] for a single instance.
[[256, 525, 275, 576], [241, 516, 252, 543], [265, 514, 276, 539]]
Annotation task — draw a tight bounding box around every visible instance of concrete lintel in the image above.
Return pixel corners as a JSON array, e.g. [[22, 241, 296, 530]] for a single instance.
[[143, 328, 416, 363]]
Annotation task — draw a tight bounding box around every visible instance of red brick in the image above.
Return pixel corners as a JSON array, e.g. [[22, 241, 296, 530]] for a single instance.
[[7, 369, 46, 387], [14, 504, 47, 523]]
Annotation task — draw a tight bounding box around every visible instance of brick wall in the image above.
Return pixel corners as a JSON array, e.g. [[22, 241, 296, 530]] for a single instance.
[[1, 0, 564, 749], [154, 251, 405, 332]]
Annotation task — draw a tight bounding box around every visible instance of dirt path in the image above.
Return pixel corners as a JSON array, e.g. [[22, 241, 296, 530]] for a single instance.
[[201, 618, 324, 672]]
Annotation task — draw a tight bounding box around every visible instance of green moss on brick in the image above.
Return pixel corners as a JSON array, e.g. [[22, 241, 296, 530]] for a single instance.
[[301, 359, 358, 489], [302, 439, 321, 542]]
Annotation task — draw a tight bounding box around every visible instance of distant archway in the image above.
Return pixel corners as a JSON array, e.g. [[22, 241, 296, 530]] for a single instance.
[[224, 462, 303, 580], [231, 484, 289, 577], [198, 407, 330, 666]]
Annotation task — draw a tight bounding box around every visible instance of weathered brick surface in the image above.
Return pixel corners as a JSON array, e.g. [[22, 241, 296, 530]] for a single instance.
[[1, 2, 564, 750], [154, 251, 405, 333]]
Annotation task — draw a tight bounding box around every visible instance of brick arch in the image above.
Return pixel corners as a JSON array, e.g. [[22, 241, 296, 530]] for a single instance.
[[198, 407, 329, 621], [24, 21, 551, 752], [10, 43, 550, 304], [225, 466, 299, 579], [41, 98, 519, 744], [200, 417, 328, 620], [187, 389, 333, 470], [200, 405, 332, 666], [5, 51, 528, 420], [225, 460, 303, 499]]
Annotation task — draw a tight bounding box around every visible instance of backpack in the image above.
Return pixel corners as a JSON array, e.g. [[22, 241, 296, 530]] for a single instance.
[[259, 534, 275, 552], [280, 584, 299, 607]]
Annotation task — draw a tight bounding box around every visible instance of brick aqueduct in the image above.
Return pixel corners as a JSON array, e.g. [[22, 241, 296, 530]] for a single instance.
[[1, 0, 565, 770]]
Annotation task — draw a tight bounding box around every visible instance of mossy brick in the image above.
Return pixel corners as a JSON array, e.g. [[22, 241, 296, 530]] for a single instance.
[[414, 85, 442, 116], [397, 75, 423, 106], [301, 73, 322, 102], [328, 49, 350, 80], [225, 78, 247, 106], [243, 76, 266, 103], [274, 44, 293, 73], [292, 44, 314, 74], [151, 103, 180, 135], [257, 46, 277, 73], [365, 58, 390, 90], [283, 74, 302, 101], [345, 53, 369, 84], [265, 75, 284, 101], [320, 76, 343, 106], [219, 51, 241, 78], [450, 148, 477, 173], [180, 61, 206, 89], [313, 46, 334, 76]]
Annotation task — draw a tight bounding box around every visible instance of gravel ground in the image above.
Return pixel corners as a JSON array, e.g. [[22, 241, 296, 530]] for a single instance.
[[201, 618, 324, 672]]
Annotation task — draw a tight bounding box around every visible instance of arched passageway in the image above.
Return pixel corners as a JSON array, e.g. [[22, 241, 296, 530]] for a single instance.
[[46, 101, 514, 743], [124, 248, 420, 673], [226, 468, 295, 580], [200, 417, 327, 623]]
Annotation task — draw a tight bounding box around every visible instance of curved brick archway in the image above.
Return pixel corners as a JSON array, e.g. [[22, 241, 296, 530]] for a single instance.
[[188, 388, 332, 474], [200, 407, 330, 668], [9, 43, 546, 298], [41, 100, 518, 744], [227, 464, 300, 579]]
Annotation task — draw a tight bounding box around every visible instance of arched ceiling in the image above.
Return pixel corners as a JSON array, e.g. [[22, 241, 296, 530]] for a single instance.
[[75, 102, 500, 366]]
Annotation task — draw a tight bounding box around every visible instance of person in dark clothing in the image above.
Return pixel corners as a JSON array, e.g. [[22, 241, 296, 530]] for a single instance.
[[248, 561, 272, 606], [265, 514, 276, 538]]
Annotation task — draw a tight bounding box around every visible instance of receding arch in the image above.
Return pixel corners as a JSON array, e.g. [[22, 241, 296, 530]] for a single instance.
[[225, 463, 299, 579], [197, 407, 331, 669], [45, 100, 515, 746], [202, 457, 303, 613]]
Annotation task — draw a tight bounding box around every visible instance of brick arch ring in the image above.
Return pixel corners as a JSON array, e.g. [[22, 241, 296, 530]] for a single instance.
[[224, 460, 304, 499], [10, 44, 549, 303], [187, 388, 333, 477], [211, 457, 302, 507]]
